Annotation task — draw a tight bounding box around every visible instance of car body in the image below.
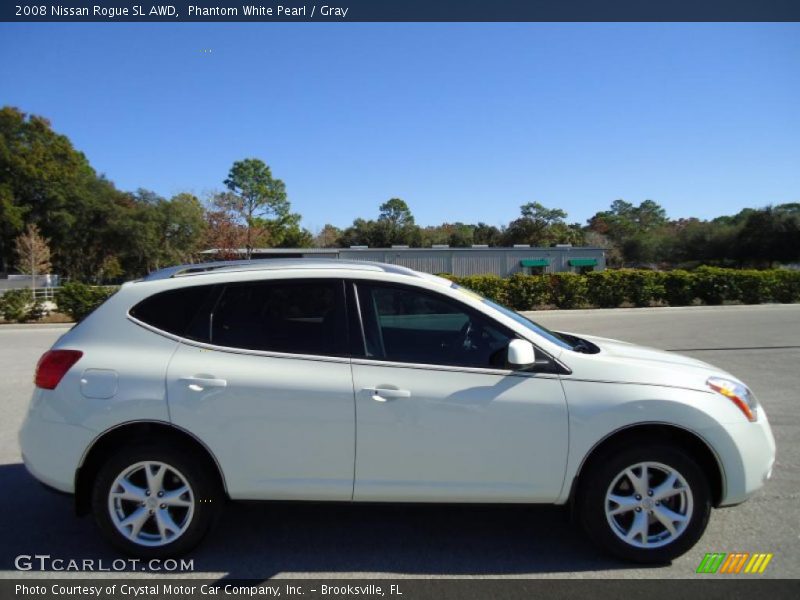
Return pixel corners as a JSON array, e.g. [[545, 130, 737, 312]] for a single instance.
[[19, 259, 776, 561]]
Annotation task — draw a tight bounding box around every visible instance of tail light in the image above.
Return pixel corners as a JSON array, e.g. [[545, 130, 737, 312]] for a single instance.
[[34, 350, 83, 390]]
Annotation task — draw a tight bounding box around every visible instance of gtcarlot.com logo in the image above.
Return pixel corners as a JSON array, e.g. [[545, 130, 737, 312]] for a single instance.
[[696, 552, 773, 574], [14, 554, 194, 572]]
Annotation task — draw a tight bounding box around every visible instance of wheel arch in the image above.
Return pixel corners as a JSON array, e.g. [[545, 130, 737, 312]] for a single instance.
[[568, 422, 726, 509], [74, 420, 227, 516]]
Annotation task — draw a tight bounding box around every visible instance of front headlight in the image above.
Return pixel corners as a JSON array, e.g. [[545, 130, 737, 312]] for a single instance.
[[707, 376, 758, 422]]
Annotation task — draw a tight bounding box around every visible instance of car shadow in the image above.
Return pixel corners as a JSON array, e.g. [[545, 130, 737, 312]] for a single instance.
[[0, 462, 638, 579]]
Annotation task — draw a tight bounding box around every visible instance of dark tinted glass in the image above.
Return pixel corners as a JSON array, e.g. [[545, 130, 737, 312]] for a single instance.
[[357, 283, 512, 368], [130, 285, 217, 340], [211, 280, 346, 355]]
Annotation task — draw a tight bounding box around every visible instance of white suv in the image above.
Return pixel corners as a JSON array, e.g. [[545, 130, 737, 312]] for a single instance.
[[19, 260, 775, 562]]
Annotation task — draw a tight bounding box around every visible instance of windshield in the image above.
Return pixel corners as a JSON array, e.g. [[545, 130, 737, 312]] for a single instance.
[[449, 283, 574, 351]]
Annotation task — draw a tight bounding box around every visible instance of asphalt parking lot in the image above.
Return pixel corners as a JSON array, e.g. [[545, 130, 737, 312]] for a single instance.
[[0, 304, 797, 580]]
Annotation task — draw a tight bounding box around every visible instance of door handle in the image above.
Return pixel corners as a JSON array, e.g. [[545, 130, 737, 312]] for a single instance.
[[180, 376, 228, 391], [363, 387, 411, 402]]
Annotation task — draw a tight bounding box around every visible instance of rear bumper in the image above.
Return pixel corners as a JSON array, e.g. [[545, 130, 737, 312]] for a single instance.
[[19, 393, 95, 494]]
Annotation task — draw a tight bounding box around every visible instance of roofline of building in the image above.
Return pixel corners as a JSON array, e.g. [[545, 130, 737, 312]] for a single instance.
[[201, 246, 608, 254]]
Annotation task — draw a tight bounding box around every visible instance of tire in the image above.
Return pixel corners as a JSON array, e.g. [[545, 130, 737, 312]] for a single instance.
[[577, 443, 711, 563], [91, 443, 222, 558]]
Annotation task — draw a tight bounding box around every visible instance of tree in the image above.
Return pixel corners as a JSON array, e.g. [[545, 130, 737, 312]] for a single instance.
[[376, 198, 421, 246], [502, 202, 573, 246], [221, 158, 289, 258], [583, 230, 623, 266], [339, 199, 422, 247], [252, 211, 313, 248], [737, 206, 800, 267], [378, 198, 415, 230], [156, 193, 208, 266], [636, 199, 668, 231], [587, 199, 667, 244], [586, 199, 669, 265], [0, 107, 154, 280], [15, 223, 51, 275], [0, 107, 99, 275], [473, 222, 502, 246], [421, 222, 475, 247], [338, 218, 378, 248], [314, 224, 342, 247], [14, 223, 51, 295], [203, 205, 248, 260], [276, 223, 314, 248], [0, 184, 25, 273]]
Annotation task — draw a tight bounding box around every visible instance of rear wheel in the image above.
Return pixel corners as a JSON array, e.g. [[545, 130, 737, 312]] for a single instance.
[[91, 443, 221, 557], [578, 444, 711, 563]]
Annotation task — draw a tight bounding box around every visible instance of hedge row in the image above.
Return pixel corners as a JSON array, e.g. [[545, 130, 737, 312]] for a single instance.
[[4, 268, 799, 323], [0, 289, 46, 323], [54, 282, 119, 322], [446, 267, 800, 311], [0, 282, 119, 323]]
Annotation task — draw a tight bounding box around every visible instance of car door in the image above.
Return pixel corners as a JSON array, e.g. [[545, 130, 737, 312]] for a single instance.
[[165, 278, 355, 501], [350, 281, 569, 503]]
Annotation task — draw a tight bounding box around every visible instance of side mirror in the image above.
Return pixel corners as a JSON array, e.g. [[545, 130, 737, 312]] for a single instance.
[[507, 339, 536, 367]]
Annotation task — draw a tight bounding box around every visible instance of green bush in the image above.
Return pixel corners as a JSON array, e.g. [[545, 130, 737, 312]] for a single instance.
[[506, 274, 551, 310], [55, 282, 118, 322], [445, 267, 799, 311], [663, 270, 696, 306], [548, 273, 589, 309], [0, 288, 46, 323], [693, 266, 735, 305], [732, 270, 770, 304], [585, 271, 626, 308], [771, 270, 800, 303], [620, 270, 666, 308], [450, 275, 508, 305]]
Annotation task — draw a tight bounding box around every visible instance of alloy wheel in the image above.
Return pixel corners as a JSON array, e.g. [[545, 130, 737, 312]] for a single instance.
[[107, 461, 195, 547], [604, 461, 694, 549]]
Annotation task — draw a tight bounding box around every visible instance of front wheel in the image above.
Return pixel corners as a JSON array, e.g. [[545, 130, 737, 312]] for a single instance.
[[91, 444, 221, 558], [577, 444, 711, 563]]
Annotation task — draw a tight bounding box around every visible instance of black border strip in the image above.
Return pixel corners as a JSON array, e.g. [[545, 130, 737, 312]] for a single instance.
[[3, 1, 800, 23]]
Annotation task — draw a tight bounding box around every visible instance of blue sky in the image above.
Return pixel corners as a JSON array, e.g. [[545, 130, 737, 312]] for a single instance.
[[1, 23, 798, 233]]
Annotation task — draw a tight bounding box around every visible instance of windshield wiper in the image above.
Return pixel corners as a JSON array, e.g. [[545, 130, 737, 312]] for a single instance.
[[556, 332, 598, 354]]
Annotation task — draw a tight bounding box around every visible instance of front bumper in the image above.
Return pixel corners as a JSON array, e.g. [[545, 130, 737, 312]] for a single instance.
[[716, 411, 776, 506]]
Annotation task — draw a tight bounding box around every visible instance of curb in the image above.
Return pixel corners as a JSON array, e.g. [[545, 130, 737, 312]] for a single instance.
[[522, 303, 800, 317], [0, 323, 74, 331]]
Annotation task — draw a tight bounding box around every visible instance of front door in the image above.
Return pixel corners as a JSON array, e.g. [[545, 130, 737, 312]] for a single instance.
[[350, 281, 569, 502]]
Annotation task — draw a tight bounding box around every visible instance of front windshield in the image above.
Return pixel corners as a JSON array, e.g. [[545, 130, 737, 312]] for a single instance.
[[449, 283, 574, 351]]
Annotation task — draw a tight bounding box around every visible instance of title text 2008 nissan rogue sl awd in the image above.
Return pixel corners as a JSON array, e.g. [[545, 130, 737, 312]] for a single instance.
[[19, 259, 776, 562]]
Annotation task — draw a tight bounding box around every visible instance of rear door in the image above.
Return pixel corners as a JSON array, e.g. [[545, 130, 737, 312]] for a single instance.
[[163, 278, 355, 501]]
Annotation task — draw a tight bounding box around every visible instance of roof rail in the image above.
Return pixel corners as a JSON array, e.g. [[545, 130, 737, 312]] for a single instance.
[[141, 258, 423, 282], [142, 260, 270, 281]]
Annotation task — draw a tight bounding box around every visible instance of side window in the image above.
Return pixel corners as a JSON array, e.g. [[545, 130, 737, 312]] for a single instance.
[[129, 285, 218, 341], [356, 283, 513, 368], [211, 280, 346, 356]]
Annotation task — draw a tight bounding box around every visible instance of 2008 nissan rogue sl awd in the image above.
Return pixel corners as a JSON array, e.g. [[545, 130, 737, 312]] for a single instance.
[[19, 259, 776, 562]]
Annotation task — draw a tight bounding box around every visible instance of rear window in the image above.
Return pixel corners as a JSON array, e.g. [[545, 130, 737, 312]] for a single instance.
[[129, 285, 218, 340], [211, 280, 346, 356]]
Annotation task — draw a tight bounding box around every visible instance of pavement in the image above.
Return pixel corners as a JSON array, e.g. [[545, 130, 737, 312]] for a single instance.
[[0, 304, 797, 580]]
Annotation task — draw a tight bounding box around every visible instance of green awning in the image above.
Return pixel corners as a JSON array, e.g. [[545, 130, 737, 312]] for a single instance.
[[520, 259, 549, 267], [568, 258, 598, 267]]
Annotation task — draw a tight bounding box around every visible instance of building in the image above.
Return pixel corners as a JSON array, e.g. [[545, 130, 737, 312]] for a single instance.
[[201, 246, 606, 277]]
